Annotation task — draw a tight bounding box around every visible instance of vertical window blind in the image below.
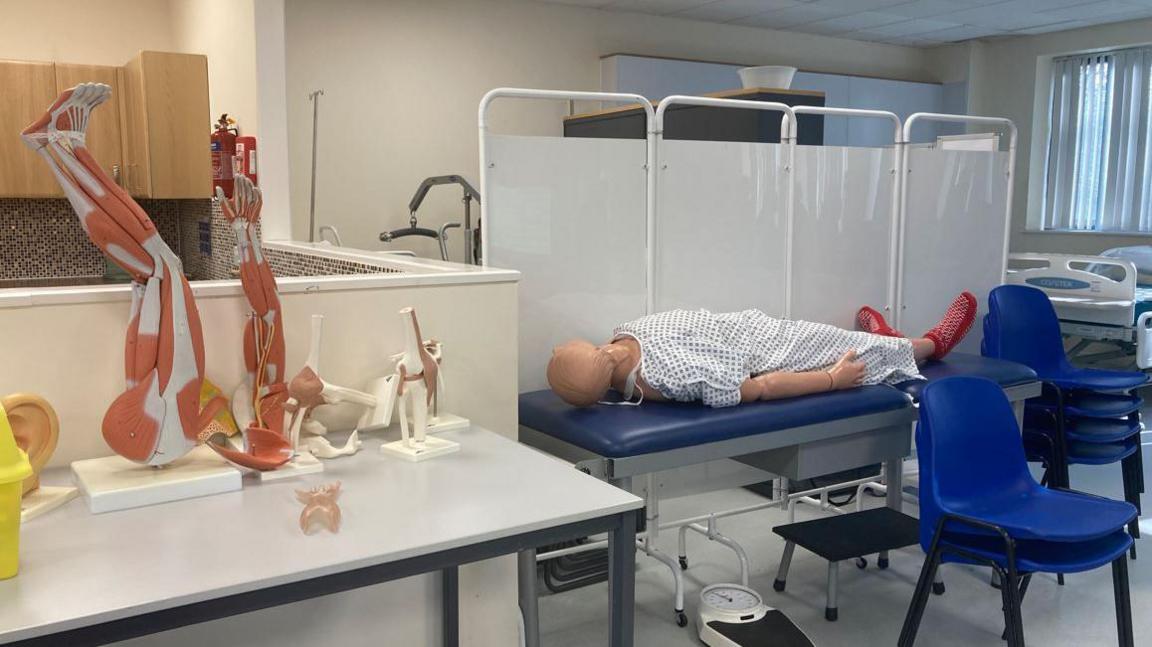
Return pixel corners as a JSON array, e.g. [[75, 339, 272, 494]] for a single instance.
[[1043, 46, 1152, 232]]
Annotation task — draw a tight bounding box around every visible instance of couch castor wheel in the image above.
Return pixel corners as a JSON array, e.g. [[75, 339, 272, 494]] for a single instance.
[[675, 610, 688, 627], [825, 607, 838, 622], [855, 557, 867, 569], [932, 581, 946, 595], [678, 557, 688, 571], [878, 557, 890, 570], [773, 579, 786, 592]]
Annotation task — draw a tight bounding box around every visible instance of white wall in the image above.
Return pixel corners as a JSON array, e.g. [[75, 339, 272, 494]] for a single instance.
[[963, 18, 1152, 256], [283, 0, 944, 258]]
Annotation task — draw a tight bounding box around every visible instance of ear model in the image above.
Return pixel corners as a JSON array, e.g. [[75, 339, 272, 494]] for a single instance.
[[0, 394, 60, 496]]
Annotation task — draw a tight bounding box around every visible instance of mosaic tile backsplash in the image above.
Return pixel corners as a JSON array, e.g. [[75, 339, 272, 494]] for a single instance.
[[1, 198, 399, 283], [0, 199, 180, 281]]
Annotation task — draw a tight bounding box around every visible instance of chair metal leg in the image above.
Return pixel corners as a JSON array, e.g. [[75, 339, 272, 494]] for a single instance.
[[825, 561, 840, 621], [774, 541, 795, 592], [1122, 453, 1141, 545], [1002, 573, 1032, 642], [1003, 563, 1026, 647], [898, 545, 942, 647], [1113, 556, 1135, 647]]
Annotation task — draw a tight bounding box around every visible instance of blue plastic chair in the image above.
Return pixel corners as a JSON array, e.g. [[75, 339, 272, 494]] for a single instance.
[[982, 285, 1150, 392], [899, 377, 1136, 647], [983, 284, 1146, 551]]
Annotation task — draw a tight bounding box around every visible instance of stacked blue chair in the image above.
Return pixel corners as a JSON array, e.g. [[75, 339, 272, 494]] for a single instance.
[[983, 285, 1147, 556], [899, 377, 1136, 647]]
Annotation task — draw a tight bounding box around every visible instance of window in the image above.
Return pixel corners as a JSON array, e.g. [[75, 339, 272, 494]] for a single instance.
[[1042, 46, 1152, 232]]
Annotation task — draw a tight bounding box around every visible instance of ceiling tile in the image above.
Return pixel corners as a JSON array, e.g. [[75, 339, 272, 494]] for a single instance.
[[881, 0, 974, 19], [1038, 1, 1152, 21], [936, 4, 1056, 29], [673, 0, 804, 22], [801, 11, 909, 33], [604, 0, 710, 15], [915, 24, 1008, 42], [864, 17, 964, 36], [1010, 19, 1090, 34], [740, 4, 842, 28], [807, 0, 910, 10]]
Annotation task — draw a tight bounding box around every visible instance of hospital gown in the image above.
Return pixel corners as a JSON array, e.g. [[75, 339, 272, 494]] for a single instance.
[[614, 309, 922, 408]]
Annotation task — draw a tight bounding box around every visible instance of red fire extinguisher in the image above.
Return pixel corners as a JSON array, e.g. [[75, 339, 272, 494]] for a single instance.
[[211, 114, 238, 198], [234, 135, 257, 186]]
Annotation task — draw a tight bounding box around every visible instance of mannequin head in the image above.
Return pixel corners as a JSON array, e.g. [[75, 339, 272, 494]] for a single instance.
[[547, 340, 617, 407]]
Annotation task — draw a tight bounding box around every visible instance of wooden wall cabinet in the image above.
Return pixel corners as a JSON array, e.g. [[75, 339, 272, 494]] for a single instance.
[[0, 60, 61, 197], [118, 51, 211, 199], [0, 51, 210, 199]]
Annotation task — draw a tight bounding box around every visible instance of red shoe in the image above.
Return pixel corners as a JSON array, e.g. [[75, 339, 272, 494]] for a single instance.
[[924, 292, 978, 361], [857, 306, 903, 337]]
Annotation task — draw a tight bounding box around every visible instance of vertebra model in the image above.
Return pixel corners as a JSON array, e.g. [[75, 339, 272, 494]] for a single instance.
[[22, 84, 206, 465]]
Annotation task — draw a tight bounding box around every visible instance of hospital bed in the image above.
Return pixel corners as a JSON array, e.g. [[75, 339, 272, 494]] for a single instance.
[[519, 353, 1040, 626], [1006, 252, 1152, 369]]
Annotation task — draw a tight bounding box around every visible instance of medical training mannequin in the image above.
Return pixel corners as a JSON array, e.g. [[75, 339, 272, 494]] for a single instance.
[[547, 293, 976, 408]]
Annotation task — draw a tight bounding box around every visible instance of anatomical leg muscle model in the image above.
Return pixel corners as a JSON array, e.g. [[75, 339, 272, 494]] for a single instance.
[[22, 84, 208, 466]]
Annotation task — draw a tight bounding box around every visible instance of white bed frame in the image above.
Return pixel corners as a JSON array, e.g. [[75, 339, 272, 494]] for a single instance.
[[1006, 252, 1152, 368]]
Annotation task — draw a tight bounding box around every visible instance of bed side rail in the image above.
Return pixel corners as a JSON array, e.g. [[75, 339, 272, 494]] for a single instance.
[[1006, 252, 1137, 302]]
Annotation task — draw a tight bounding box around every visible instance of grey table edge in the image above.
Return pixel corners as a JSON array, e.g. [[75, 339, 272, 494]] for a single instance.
[[5, 508, 640, 647]]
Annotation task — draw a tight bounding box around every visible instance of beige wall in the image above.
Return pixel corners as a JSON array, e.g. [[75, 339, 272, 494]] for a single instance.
[[0, 0, 260, 136], [962, 18, 1152, 256], [169, 0, 261, 135], [283, 0, 944, 258], [0, 0, 176, 65]]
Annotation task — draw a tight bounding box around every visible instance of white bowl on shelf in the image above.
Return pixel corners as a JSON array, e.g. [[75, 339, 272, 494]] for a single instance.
[[738, 65, 798, 89]]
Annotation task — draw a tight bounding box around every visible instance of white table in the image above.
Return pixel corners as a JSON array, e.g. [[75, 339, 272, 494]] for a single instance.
[[0, 426, 643, 646]]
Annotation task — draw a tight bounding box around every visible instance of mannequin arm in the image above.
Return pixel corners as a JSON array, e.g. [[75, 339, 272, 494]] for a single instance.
[[746, 351, 865, 402]]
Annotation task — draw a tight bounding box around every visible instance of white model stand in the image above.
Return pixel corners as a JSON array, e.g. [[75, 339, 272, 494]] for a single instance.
[[256, 451, 324, 482], [71, 445, 242, 514], [21, 485, 79, 522], [379, 308, 459, 462]]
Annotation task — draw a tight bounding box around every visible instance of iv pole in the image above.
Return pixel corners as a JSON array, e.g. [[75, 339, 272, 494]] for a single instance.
[[307, 89, 324, 243]]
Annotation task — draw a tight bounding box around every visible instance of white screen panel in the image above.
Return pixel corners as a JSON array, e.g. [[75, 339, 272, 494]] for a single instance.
[[486, 135, 648, 392], [900, 149, 1010, 354], [791, 145, 896, 330], [655, 140, 789, 316]]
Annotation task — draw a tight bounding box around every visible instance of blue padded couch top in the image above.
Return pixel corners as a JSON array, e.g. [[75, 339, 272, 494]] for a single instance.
[[895, 352, 1038, 402], [519, 385, 911, 458]]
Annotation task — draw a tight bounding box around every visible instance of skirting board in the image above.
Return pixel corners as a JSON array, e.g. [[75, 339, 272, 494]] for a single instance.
[[72, 446, 242, 514]]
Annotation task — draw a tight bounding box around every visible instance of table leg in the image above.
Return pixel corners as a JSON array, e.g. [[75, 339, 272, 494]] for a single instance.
[[442, 567, 459, 647], [608, 509, 638, 647], [518, 549, 540, 647], [885, 457, 903, 512]]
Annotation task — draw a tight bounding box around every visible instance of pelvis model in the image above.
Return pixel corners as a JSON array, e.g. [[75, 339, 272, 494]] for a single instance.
[[23, 84, 207, 466]]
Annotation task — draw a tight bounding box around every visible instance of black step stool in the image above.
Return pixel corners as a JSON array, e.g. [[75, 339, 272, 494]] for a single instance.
[[772, 507, 919, 621]]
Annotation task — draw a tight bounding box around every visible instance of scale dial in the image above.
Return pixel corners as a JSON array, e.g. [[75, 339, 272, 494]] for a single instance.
[[700, 583, 767, 620]]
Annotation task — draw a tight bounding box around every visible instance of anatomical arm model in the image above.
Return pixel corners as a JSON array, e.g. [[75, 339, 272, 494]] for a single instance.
[[284, 315, 367, 459], [547, 293, 976, 409], [22, 84, 210, 465], [205, 176, 294, 471], [219, 176, 288, 435]]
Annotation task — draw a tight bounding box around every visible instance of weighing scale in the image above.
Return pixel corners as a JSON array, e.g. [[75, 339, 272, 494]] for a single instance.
[[697, 583, 814, 647]]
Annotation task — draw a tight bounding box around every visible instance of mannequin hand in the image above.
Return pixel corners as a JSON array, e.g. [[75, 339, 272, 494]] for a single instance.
[[828, 351, 865, 390]]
